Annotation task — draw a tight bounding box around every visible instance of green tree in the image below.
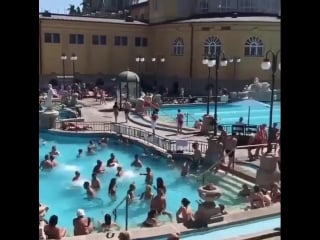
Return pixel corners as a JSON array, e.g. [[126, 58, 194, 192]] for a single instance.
[[67, 4, 77, 15]]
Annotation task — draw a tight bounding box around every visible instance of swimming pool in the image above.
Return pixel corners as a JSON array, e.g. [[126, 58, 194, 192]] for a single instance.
[[237, 163, 259, 175], [39, 132, 253, 235], [159, 102, 281, 127], [157, 215, 280, 240]]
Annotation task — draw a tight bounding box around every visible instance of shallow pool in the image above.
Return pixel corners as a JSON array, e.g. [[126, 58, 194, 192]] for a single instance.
[[39, 132, 253, 235], [237, 163, 259, 174], [157, 215, 280, 240], [159, 102, 281, 127]]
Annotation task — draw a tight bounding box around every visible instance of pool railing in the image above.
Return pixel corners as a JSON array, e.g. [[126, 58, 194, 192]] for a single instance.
[[54, 121, 276, 157]]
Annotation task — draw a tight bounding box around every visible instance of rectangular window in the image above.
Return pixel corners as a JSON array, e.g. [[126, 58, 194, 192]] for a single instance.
[[142, 38, 148, 47], [135, 37, 148, 47], [44, 33, 60, 43], [153, 0, 158, 11], [220, 0, 231, 10], [135, 37, 140, 46], [199, 0, 208, 13], [240, 0, 255, 11], [92, 35, 107, 45], [114, 36, 128, 46], [69, 34, 84, 44]]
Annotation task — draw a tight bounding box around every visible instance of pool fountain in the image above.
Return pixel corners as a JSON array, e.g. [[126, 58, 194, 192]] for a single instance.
[[39, 84, 59, 129], [256, 152, 280, 187], [195, 183, 224, 223]]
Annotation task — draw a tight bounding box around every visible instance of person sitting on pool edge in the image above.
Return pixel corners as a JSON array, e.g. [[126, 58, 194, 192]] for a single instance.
[[143, 209, 161, 227], [97, 213, 120, 232], [73, 209, 94, 236], [176, 198, 194, 224], [239, 184, 251, 197], [44, 215, 67, 239]]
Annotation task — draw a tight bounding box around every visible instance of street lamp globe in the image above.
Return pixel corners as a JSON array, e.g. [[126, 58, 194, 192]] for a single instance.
[[160, 57, 165, 62], [220, 57, 228, 67], [261, 59, 271, 70], [140, 57, 145, 62], [208, 59, 215, 67], [135, 57, 140, 62], [202, 58, 208, 65], [236, 57, 241, 63], [71, 54, 78, 61], [61, 54, 67, 60], [151, 57, 156, 62]]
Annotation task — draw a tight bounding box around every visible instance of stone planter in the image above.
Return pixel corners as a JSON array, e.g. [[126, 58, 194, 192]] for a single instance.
[[198, 184, 222, 202]]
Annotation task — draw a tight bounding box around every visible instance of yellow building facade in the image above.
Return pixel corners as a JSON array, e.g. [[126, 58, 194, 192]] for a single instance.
[[39, 13, 280, 93]]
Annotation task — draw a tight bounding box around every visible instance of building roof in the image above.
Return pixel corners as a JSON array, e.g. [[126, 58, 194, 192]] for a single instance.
[[39, 14, 148, 25], [129, 1, 148, 9], [174, 16, 280, 24]]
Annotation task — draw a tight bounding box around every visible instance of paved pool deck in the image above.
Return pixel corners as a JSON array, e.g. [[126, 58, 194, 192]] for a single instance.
[[77, 99, 262, 173]]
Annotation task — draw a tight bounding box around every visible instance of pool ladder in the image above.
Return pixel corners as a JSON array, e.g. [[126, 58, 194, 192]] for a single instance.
[[112, 194, 129, 230]]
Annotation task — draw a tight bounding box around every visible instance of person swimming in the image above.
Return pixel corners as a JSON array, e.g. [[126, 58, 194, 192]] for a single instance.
[[72, 171, 81, 181], [77, 149, 83, 158], [49, 145, 60, 157], [107, 153, 119, 167], [131, 154, 143, 168]]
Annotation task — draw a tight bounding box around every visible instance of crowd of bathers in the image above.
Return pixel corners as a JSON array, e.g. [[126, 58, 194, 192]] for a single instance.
[[39, 135, 280, 240]]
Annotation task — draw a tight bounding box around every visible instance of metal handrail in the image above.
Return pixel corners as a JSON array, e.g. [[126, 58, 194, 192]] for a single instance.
[[112, 195, 129, 230], [54, 121, 278, 157]]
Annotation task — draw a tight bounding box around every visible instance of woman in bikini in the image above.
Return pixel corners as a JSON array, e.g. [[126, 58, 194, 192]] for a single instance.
[[108, 178, 117, 201]]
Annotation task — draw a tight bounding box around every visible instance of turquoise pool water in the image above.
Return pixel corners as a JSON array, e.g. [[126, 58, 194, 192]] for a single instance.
[[39, 132, 253, 235], [159, 102, 281, 127], [178, 215, 280, 240], [237, 163, 259, 174]]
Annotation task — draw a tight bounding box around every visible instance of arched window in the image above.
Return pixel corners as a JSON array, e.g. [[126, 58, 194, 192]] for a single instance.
[[244, 37, 264, 57], [173, 37, 184, 56], [203, 36, 222, 55]]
